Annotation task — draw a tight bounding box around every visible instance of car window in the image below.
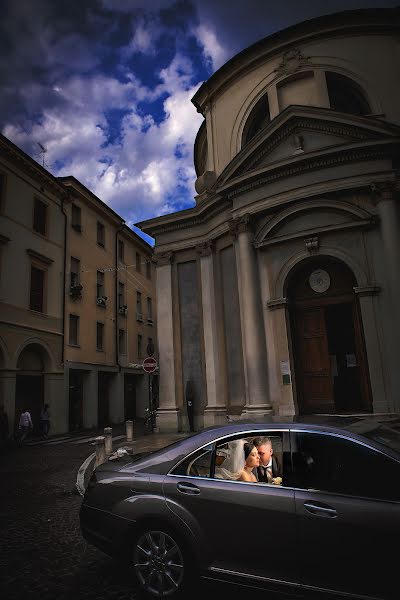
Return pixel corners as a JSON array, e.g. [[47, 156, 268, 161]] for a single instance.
[[292, 432, 400, 502], [213, 433, 286, 485], [170, 444, 214, 478]]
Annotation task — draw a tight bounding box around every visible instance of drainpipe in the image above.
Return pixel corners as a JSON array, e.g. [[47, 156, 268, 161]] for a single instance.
[[61, 195, 69, 366], [115, 224, 125, 371]]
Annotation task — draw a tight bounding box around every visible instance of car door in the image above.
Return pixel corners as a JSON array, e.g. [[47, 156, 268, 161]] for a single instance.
[[163, 431, 300, 586], [291, 430, 400, 599]]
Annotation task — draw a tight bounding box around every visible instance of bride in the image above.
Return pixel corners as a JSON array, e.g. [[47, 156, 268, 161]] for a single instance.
[[215, 439, 259, 482]]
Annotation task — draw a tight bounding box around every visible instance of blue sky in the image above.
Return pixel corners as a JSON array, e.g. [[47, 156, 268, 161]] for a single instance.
[[1, 0, 398, 242]]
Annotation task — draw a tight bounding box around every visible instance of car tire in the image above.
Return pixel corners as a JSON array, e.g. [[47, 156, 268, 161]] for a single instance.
[[132, 527, 195, 598]]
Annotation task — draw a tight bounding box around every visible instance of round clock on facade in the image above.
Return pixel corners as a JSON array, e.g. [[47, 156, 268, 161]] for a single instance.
[[309, 269, 330, 293]]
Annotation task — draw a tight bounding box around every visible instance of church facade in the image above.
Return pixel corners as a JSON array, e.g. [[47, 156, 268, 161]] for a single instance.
[[138, 8, 400, 431]]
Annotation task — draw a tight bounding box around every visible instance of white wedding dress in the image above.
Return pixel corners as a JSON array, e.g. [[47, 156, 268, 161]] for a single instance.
[[215, 438, 246, 480]]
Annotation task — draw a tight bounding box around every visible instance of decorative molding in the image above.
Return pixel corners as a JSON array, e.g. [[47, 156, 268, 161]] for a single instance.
[[228, 213, 252, 239], [227, 147, 393, 200], [267, 297, 288, 310], [26, 248, 54, 265], [195, 240, 214, 257], [305, 236, 319, 255], [353, 285, 381, 296], [155, 251, 174, 266], [370, 180, 398, 204], [274, 48, 310, 76], [0, 234, 11, 245], [254, 217, 377, 249], [234, 117, 378, 177]]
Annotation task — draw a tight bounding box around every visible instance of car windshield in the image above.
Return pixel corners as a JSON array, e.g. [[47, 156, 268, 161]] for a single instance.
[[346, 416, 400, 454]]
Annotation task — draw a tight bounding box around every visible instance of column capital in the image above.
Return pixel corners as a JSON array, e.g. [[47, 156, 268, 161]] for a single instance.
[[196, 240, 214, 257], [370, 180, 399, 204], [154, 251, 174, 266], [228, 213, 253, 238]]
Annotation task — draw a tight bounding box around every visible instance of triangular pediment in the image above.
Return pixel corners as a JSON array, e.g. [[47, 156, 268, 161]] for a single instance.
[[218, 106, 400, 186]]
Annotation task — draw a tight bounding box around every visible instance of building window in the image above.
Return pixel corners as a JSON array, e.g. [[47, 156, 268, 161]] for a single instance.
[[71, 203, 81, 232], [96, 322, 104, 350], [137, 334, 143, 358], [136, 291, 143, 321], [70, 257, 80, 287], [30, 266, 45, 312], [97, 270, 105, 297], [326, 72, 371, 116], [147, 297, 153, 323], [136, 252, 141, 273], [97, 221, 105, 247], [146, 260, 152, 280], [118, 239, 124, 262], [242, 94, 271, 147], [33, 198, 47, 236], [69, 314, 79, 345], [118, 281, 125, 309], [147, 337, 154, 354], [118, 329, 126, 354]]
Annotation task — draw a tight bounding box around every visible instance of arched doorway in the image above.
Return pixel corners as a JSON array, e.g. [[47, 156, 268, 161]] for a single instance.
[[15, 344, 48, 433], [287, 257, 372, 415]]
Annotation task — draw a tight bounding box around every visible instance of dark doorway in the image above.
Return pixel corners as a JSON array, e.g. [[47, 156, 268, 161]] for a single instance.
[[15, 374, 43, 434], [69, 370, 84, 431], [98, 372, 112, 427], [124, 374, 137, 421], [289, 258, 372, 415]]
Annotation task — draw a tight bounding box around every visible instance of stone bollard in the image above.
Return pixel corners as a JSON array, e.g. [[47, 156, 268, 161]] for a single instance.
[[104, 427, 113, 455], [94, 436, 106, 467], [126, 420, 133, 442]]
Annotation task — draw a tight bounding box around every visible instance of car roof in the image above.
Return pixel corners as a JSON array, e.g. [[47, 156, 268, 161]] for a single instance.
[[120, 413, 400, 475]]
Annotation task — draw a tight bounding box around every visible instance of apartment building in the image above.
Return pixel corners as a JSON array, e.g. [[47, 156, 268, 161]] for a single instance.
[[0, 134, 66, 434], [61, 177, 157, 431]]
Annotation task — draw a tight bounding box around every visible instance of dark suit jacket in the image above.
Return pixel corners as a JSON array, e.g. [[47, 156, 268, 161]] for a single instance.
[[256, 456, 282, 483]]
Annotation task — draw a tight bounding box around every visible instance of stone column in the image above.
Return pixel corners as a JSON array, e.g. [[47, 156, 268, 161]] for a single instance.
[[372, 182, 400, 311], [197, 241, 226, 427], [0, 370, 17, 433], [44, 372, 66, 435], [232, 215, 272, 416], [371, 181, 400, 409], [155, 252, 180, 431], [84, 368, 98, 430]]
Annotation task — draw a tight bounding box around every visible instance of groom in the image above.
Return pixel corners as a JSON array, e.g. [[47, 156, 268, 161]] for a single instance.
[[253, 436, 282, 484]]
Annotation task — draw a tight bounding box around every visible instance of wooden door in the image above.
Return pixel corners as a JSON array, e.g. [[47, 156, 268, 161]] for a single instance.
[[295, 308, 335, 414]]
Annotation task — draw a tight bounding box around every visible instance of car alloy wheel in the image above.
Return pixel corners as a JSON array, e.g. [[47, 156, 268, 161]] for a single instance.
[[133, 530, 185, 597]]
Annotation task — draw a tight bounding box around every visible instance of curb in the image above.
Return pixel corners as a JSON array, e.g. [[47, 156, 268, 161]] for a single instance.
[[76, 451, 96, 496]]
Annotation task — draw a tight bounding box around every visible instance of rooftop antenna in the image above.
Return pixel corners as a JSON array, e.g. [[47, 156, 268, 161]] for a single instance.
[[36, 142, 48, 168]]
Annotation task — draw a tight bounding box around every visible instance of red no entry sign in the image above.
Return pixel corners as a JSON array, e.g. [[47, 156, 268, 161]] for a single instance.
[[143, 356, 157, 373]]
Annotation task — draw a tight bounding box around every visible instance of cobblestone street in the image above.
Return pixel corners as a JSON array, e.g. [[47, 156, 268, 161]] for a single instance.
[[1, 432, 290, 600]]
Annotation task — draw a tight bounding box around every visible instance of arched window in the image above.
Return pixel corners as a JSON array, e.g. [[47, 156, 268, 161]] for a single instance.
[[242, 94, 271, 147], [326, 72, 370, 116]]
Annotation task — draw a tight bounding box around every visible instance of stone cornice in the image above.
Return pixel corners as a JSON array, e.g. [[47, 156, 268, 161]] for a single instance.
[[139, 196, 231, 237], [26, 248, 54, 265], [218, 106, 400, 186], [223, 143, 397, 200], [0, 136, 69, 200]]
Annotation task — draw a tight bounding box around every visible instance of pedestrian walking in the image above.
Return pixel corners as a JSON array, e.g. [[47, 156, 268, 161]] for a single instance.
[[40, 404, 50, 439], [0, 405, 9, 448], [18, 408, 33, 444]]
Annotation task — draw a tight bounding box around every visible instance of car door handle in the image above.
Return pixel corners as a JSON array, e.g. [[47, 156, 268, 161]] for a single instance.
[[304, 502, 337, 518], [177, 482, 200, 495]]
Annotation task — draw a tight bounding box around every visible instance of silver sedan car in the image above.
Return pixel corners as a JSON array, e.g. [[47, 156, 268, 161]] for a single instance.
[[80, 415, 400, 599]]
